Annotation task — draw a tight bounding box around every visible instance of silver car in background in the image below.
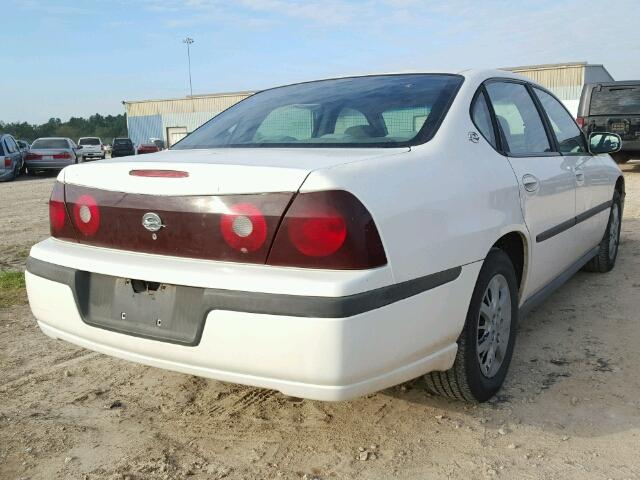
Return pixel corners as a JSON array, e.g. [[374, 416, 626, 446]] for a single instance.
[[26, 137, 82, 174]]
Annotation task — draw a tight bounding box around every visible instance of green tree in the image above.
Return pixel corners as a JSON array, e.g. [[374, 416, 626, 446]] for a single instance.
[[1, 114, 127, 144]]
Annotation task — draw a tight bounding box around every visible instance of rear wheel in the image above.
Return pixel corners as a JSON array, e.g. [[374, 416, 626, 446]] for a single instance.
[[583, 191, 622, 273], [425, 249, 519, 402]]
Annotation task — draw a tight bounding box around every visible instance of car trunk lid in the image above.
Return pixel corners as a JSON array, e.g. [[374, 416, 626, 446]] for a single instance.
[[62, 147, 408, 195]]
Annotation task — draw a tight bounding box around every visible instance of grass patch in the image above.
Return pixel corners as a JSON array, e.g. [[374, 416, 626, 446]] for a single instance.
[[0, 270, 27, 308]]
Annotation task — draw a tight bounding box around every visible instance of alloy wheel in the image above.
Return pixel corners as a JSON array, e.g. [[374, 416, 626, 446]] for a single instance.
[[476, 274, 512, 378], [608, 203, 620, 261]]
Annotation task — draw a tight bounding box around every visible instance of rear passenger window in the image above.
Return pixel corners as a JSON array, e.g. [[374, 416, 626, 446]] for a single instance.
[[471, 92, 496, 148], [534, 88, 587, 154], [5, 137, 17, 153], [485, 82, 552, 155]]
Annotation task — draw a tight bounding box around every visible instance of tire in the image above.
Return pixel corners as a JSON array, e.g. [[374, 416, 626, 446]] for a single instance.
[[425, 249, 519, 402], [583, 190, 622, 273]]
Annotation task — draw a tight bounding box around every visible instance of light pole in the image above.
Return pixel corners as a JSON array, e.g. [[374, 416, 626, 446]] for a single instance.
[[182, 37, 194, 97]]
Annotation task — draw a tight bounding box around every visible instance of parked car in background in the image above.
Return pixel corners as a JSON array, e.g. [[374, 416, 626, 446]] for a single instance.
[[578, 81, 640, 162], [16, 140, 30, 172], [17, 140, 30, 155], [0, 133, 24, 181], [78, 137, 105, 161], [26, 70, 624, 403], [26, 137, 81, 174], [150, 138, 165, 150], [137, 142, 160, 155], [111, 138, 135, 158]]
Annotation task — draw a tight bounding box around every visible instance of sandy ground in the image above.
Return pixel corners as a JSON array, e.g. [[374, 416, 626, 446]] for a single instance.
[[1, 165, 639, 480]]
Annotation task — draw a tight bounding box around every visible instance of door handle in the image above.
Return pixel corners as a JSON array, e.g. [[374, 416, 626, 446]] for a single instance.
[[575, 172, 585, 183], [522, 174, 539, 193]]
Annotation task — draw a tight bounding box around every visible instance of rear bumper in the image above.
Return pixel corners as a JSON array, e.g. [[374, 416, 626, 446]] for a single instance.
[[25, 161, 73, 170], [26, 239, 480, 400]]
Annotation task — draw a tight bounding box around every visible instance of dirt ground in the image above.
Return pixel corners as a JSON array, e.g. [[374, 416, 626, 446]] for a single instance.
[[1, 166, 639, 480]]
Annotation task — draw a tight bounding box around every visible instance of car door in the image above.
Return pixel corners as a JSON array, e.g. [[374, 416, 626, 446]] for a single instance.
[[532, 87, 612, 256], [5, 136, 22, 171], [484, 80, 578, 300]]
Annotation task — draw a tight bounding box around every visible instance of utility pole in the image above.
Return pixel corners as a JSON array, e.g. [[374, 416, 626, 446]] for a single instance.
[[182, 37, 194, 97]]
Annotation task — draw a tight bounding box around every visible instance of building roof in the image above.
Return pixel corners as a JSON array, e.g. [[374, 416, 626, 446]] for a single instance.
[[122, 90, 255, 105]]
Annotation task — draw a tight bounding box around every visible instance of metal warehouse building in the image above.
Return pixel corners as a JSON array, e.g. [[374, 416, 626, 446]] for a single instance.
[[123, 62, 613, 147], [505, 62, 613, 116], [123, 91, 254, 148]]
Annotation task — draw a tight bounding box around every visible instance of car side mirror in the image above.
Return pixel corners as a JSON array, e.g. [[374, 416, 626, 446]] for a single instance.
[[589, 132, 622, 155]]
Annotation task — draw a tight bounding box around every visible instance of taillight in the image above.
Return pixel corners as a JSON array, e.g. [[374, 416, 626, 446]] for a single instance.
[[267, 191, 387, 269], [3, 157, 10, 167], [220, 203, 268, 253], [53, 152, 71, 159], [576, 117, 585, 129], [26, 153, 41, 160], [71, 194, 101, 236], [49, 182, 68, 235]]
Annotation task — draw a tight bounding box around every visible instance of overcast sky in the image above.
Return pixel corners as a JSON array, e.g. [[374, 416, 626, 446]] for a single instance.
[[2, 0, 639, 124]]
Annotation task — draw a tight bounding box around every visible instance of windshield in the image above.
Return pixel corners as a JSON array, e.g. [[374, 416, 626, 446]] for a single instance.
[[173, 74, 462, 149], [32, 139, 69, 149], [79, 138, 100, 145], [590, 86, 640, 115]]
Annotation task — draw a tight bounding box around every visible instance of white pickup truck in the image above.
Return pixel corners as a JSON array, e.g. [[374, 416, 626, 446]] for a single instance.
[[78, 137, 105, 161]]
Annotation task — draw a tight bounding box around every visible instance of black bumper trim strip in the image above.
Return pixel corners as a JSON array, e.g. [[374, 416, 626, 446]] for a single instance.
[[536, 200, 612, 243], [26, 257, 462, 344]]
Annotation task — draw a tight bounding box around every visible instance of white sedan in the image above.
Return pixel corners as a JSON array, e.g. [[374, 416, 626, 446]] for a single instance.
[[26, 70, 624, 402]]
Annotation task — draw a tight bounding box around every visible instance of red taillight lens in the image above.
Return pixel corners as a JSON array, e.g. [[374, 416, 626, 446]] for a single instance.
[[576, 116, 585, 129], [72, 194, 101, 236], [220, 203, 268, 253], [49, 182, 67, 234], [53, 152, 71, 159], [288, 206, 347, 257], [3, 157, 10, 167], [26, 153, 41, 160], [267, 191, 387, 269]]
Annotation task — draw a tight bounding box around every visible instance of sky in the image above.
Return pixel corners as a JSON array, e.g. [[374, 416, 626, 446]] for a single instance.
[[2, 0, 639, 124]]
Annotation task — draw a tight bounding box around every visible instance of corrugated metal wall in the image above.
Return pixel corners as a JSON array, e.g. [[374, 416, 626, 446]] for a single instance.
[[124, 92, 253, 146], [506, 63, 590, 116], [127, 114, 163, 147], [124, 92, 252, 117], [508, 64, 585, 101]]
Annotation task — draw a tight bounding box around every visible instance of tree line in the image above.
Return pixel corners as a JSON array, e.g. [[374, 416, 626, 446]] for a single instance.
[[0, 114, 128, 144]]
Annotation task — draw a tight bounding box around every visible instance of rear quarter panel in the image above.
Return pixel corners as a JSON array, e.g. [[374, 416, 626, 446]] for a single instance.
[[301, 80, 527, 285]]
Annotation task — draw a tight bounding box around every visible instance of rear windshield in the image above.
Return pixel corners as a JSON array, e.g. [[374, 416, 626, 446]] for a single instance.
[[114, 139, 132, 146], [79, 138, 100, 145], [0, 140, 4, 156], [32, 139, 69, 149], [173, 74, 463, 149], [590, 86, 640, 115]]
